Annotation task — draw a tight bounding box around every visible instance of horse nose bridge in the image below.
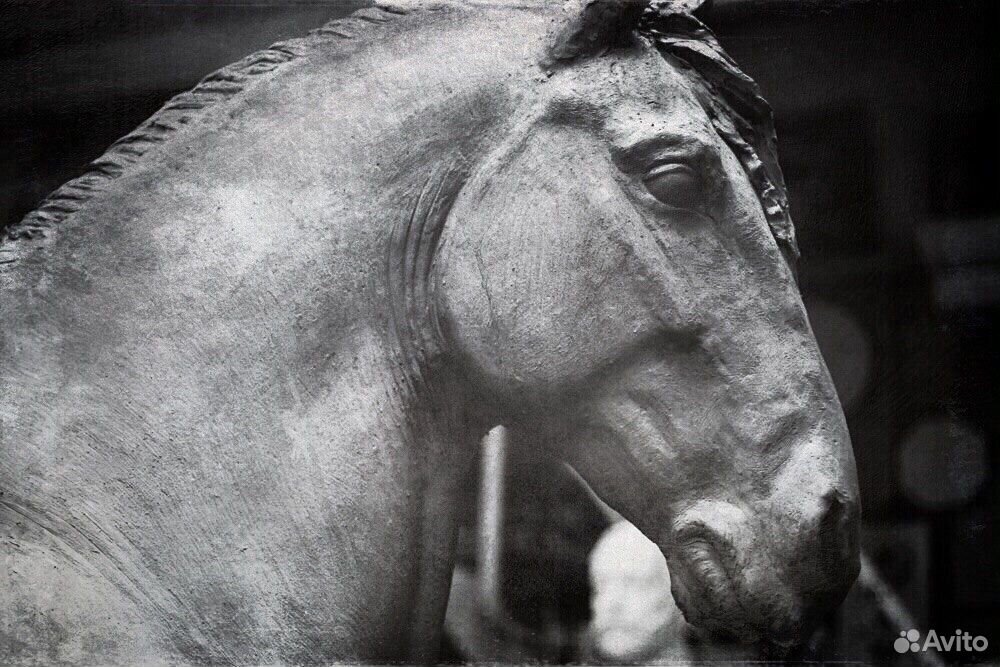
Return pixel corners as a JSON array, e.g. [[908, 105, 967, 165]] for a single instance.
[[702, 316, 832, 407], [772, 406, 856, 478]]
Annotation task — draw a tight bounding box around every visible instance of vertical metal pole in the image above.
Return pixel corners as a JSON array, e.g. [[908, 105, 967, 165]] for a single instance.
[[477, 425, 507, 618]]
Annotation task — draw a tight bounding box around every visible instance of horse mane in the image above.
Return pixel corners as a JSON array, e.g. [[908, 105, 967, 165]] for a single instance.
[[2, 0, 799, 265], [639, 2, 800, 259], [0, 3, 413, 261]]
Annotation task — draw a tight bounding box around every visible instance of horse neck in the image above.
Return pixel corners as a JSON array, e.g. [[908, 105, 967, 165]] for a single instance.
[[0, 8, 536, 658]]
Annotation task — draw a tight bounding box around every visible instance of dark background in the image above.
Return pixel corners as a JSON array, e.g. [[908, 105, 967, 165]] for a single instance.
[[2, 0, 997, 662]]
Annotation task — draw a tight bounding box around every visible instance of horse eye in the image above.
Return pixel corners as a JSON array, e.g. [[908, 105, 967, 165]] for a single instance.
[[642, 163, 702, 208]]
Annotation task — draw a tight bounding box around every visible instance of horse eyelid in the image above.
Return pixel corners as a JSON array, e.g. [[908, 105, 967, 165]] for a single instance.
[[641, 162, 705, 207], [610, 134, 717, 176], [642, 161, 699, 185]]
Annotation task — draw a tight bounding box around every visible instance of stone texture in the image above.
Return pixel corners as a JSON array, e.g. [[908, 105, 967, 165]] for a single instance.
[[0, 1, 859, 662]]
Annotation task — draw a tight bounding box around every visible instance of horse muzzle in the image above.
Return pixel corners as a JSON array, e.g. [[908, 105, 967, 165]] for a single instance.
[[666, 489, 860, 645]]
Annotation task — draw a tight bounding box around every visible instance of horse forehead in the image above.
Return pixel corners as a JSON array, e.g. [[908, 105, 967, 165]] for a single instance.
[[543, 49, 710, 136]]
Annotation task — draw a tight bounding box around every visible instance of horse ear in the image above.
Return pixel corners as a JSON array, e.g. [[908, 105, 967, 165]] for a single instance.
[[544, 0, 650, 66]]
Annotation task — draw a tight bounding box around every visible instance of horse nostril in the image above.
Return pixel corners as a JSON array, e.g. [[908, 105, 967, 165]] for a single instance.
[[817, 489, 860, 574], [818, 490, 855, 534], [675, 522, 724, 556], [669, 521, 758, 639], [673, 523, 737, 596]]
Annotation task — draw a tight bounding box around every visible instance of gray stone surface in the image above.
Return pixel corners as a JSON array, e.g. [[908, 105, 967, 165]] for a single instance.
[[0, 0, 859, 662]]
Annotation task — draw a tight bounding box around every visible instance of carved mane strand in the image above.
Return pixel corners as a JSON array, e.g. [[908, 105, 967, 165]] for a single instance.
[[0, 4, 412, 263]]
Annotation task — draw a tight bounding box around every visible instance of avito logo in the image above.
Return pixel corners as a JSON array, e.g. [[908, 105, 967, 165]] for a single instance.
[[894, 629, 988, 654]]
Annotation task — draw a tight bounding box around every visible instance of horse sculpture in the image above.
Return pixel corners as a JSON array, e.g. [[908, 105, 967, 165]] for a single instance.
[[0, 0, 860, 663]]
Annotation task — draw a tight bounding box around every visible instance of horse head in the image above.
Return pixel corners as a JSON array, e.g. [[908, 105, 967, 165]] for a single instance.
[[435, 0, 860, 645], [0, 0, 859, 659]]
